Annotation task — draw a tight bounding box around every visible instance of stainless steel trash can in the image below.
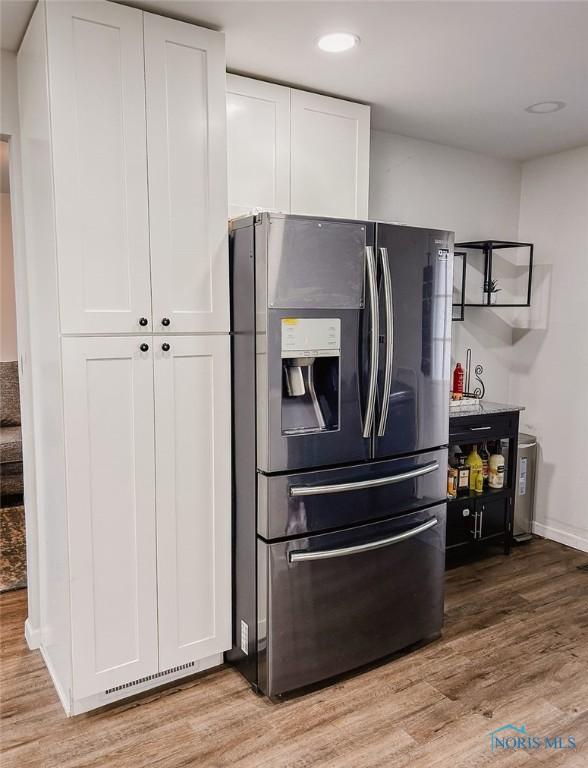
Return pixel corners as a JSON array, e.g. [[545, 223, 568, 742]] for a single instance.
[[513, 433, 537, 543]]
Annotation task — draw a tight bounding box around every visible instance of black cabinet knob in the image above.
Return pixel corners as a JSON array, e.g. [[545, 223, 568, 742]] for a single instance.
[[162, 343, 170, 352], [140, 343, 149, 352], [161, 317, 170, 327], [139, 317, 148, 326]]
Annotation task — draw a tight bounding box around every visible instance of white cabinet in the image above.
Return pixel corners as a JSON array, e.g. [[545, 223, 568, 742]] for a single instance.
[[154, 336, 231, 668], [226, 76, 370, 219], [61, 335, 231, 698], [61, 337, 158, 699], [145, 16, 229, 334], [18, 1, 231, 714], [290, 90, 370, 219], [47, 1, 152, 335], [227, 75, 291, 217], [46, 2, 229, 335]]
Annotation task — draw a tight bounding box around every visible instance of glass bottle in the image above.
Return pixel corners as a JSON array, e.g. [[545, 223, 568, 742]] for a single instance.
[[466, 445, 483, 491], [489, 444, 506, 489], [456, 454, 470, 496], [479, 442, 490, 486]]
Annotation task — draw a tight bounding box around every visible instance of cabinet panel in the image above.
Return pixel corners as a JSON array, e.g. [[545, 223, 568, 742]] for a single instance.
[[47, 1, 152, 334], [290, 90, 370, 219], [227, 74, 291, 217], [145, 14, 229, 334], [446, 499, 475, 548], [479, 497, 507, 541], [61, 336, 158, 698], [154, 336, 231, 668]]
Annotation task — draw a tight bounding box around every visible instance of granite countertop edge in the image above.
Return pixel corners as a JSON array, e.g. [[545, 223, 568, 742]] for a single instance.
[[449, 401, 525, 419]]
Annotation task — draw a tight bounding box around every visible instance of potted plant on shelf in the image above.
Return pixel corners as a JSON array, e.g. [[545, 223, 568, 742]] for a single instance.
[[482, 279, 501, 305]]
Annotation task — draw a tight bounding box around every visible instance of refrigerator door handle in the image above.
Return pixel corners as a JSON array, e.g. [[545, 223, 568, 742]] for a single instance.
[[377, 247, 394, 437], [362, 246, 379, 438], [289, 518, 439, 562], [289, 460, 440, 497]]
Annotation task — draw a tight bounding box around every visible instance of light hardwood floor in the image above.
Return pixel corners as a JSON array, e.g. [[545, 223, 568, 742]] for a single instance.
[[1, 538, 587, 767]]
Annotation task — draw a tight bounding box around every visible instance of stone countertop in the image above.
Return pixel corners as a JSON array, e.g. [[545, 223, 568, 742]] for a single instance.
[[449, 400, 525, 419]]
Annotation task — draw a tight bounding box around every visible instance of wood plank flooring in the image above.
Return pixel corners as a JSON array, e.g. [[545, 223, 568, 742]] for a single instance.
[[1, 538, 587, 767]]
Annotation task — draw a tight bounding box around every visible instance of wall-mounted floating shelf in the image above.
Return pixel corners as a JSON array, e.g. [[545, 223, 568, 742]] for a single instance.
[[452, 240, 533, 321]]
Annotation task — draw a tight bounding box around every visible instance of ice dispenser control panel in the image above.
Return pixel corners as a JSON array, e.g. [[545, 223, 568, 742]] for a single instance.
[[281, 318, 341, 358]]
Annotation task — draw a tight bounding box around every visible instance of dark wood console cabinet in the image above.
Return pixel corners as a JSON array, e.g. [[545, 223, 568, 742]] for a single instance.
[[446, 407, 520, 567]]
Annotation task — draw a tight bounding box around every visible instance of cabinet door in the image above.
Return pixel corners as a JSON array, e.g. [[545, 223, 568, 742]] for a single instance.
[[154, 335, 231, 668], [478, 497, 507, 541], [446, 500, 476, 548], [144, 14, 229, 334], [46, 1, 152, 334], [61, 337, 158, 698], [226, 74, 291, 217], [290, 90, 370, 219]]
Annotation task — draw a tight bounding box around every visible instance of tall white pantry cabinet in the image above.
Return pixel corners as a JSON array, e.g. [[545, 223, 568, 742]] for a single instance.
[[18, 0, 231, 714]]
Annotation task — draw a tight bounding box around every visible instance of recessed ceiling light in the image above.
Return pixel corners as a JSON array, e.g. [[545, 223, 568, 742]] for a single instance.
[[317, 32, 359, 53], [524, 101, 567, 114]]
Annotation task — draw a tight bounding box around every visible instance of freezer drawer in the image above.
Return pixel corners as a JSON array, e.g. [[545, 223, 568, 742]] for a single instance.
[[257, 504, 446, 696], [258, 448, 447, 539]]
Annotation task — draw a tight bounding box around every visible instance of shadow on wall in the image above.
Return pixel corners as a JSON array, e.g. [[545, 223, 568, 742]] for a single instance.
[[461, 306, 513, 349], [511, 264, 553, 341], [510, 264, 553, 374], [451, 306, 514, 401], [510, 329, 548, 376], [453, 262, 554, 399]]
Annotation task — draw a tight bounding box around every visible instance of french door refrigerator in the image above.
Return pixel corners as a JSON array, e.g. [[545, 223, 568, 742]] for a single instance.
[[228, 212, 454, 696]]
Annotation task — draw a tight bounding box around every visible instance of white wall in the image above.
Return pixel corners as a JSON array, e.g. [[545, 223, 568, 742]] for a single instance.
[[369, 129, 522, 401], [510, 146, 588, 552], [1, 188, 18, 361]]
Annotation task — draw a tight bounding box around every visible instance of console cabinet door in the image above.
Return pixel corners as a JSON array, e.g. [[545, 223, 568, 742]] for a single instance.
[[478, 497, 507, 541], [61, 337, 158, 699], [154, 335, 231, 668], [46, 1, 152, 334], [144, 13, 229, 334], [290, 89, 370, 219], [226, 74, 291, 217]]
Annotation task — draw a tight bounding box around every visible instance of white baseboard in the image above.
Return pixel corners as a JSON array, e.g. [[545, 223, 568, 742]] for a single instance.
[[532, 521, 588, 553], [40, 645, 72, 716], [24, 618, 41, 650]]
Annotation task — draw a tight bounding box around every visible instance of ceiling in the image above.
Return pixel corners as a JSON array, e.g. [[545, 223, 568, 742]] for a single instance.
[[2, 1, 587, 161]]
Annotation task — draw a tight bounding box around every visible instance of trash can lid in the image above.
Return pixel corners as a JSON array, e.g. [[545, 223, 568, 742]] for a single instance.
[[518, 432, 536, 447]]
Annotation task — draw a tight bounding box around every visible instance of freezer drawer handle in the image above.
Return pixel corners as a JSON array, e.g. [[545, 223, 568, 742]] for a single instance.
[[289, 460, 440, 497], [377, 247, 394, 437], [289, 517, 439, 562], [362, 246, 379, 438]]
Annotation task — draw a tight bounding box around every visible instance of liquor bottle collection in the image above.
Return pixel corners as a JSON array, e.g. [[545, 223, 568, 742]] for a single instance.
[[447, 441, 505, 498]]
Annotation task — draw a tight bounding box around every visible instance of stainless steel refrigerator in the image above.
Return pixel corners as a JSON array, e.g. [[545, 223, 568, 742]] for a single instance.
[[228, 212, 454, 696]]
